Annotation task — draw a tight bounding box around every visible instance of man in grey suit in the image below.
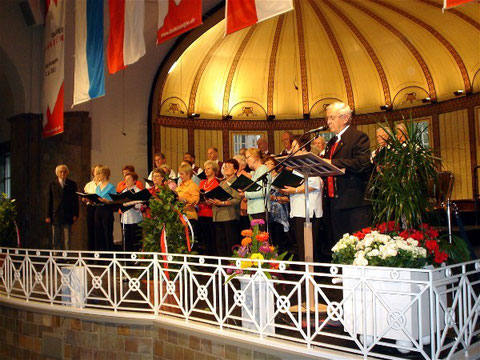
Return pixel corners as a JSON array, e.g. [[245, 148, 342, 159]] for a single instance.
[[46, 164, 79, 250]]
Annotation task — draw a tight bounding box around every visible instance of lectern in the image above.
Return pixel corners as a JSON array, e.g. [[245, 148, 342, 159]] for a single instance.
[[276, 152, 344, 311]]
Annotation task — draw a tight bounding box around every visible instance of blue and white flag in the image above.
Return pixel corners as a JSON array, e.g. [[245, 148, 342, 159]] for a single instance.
[[73, 0, 105, 106]]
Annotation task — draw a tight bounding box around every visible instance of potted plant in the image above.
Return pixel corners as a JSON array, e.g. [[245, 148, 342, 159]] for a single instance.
[[0, 193, 18, 268], [332, 118, 470, 350], [139, 185, 193, 313], [227, 218, 292, 334]]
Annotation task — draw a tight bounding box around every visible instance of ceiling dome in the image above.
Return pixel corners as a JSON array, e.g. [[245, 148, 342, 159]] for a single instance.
[[158, 0, 480, 120]]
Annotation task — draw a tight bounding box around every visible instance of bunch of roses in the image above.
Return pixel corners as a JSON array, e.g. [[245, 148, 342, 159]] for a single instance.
[[332, 222, 449, 268]]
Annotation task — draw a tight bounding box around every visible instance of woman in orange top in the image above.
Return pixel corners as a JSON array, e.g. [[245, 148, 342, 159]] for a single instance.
[[198, 160, 219, 256], [176, 163, 200, 225]]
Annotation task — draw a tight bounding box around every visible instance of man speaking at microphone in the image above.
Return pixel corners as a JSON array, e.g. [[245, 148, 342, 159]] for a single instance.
[[321, 102, 372, 253]]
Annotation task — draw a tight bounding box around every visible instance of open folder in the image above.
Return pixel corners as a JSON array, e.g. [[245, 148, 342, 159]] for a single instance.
[[204, 186, 232, 202], [229, 174, 261, 192], [271, 170, 304, 189], [76, 192, 102, 204]]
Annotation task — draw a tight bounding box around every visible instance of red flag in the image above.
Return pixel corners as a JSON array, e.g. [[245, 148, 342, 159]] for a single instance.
[[157, 0, 202, 44], [226, 0, 293, 35], [443, 0, 475, 9], [43, 0, 65, 138]]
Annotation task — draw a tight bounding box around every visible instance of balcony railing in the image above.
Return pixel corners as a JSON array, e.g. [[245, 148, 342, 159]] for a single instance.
[[0, 247, 478, 360]]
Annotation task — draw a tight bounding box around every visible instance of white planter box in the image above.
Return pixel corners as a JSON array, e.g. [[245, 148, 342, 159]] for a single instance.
[[238, 275, 275, 334], [342, 266, 446, 345]]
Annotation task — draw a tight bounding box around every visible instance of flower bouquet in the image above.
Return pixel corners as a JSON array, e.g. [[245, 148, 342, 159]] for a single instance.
[[227, 218, 292, 281], [330, 221, 469, 268]]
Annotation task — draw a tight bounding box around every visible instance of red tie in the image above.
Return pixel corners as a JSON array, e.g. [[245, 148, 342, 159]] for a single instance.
[[327, 141, 339, 198]]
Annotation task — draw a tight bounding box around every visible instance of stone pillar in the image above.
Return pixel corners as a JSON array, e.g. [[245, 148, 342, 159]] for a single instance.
[[9, 112, 91, 249]]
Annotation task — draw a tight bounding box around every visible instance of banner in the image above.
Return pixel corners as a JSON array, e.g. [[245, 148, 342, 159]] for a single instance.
[[43, 0, 65, 138], [108, 0, 146, 74], [226, 0, 293, 35], [157, 0, 202, 44], [73, 0, 105, 106], [443, 0, 475, 9]]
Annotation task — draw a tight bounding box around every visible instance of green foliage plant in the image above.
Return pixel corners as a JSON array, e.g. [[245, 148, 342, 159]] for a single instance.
[[0, 193, 17, 248], [368, 117, 438, 230], [139, 186, 194, 269]]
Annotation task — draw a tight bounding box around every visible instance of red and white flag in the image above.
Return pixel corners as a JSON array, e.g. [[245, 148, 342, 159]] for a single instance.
[[43, 0, 65, 138], [157, 0, 202, 44], [226, 0, 293, 35], [108, 0, 146, 74], [443, 0, 475, 9]]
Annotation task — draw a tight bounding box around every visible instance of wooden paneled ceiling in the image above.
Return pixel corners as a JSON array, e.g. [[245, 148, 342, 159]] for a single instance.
[[157, 0, 480, 120]]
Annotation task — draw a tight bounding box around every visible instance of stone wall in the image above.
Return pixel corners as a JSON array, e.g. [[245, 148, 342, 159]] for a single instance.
[[0, 304, 288, 360]]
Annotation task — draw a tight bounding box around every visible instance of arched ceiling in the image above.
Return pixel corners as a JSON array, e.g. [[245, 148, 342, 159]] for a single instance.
[[157, 0, 480, 120]]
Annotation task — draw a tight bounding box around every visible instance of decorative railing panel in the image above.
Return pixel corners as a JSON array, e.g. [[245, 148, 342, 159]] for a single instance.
[[0, 247, 478, 360]]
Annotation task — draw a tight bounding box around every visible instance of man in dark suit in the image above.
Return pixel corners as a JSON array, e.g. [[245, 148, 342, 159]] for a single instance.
[[46, 164, 79, 250], [322, 102, 373, 250]]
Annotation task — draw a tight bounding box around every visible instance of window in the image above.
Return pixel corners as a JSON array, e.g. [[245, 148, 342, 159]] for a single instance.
[[0, 143, 11, 197], [232, 133, 263, 155], [415, 120, 431, 148]]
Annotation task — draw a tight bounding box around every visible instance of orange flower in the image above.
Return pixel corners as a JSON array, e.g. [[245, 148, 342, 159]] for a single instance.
[[241, 237, 252, 247], [256, 232, 270, 242], [241, 229, 253, 237], [270, 263, 279, 270]]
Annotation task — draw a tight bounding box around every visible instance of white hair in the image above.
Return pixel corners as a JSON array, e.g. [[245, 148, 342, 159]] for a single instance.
[[55, 164, 69, 175], [326, 102, 352, 118]]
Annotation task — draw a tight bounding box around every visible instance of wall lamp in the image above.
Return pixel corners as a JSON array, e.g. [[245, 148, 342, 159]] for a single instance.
[[267, 115, 275, 121], [222, 115, 232, 120], [188, 113, 200, 118], [303, 113, 310, 120], [453, 90, 464, 96], [379, 105, 391, 111], [421, 97, 431, 103]]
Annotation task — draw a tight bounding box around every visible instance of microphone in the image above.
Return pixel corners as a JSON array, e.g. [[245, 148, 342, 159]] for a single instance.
[[305, 125, 328, 134]]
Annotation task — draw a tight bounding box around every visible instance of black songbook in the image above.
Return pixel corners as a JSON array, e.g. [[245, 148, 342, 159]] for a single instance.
[[76, 192, 102, 203], [271, 170, 304, 189], [229, 174, 261, 192], [129, 189, 152, 202], [110, 190, 134, 202], [144, 178, 154, 187], [204, 186, 232, 202]]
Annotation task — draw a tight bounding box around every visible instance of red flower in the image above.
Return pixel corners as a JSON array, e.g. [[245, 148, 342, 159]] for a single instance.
[[387, 221, 398, 232], [354, 231, 365, 240], [420, 223, 431, 230], [410, 230, 425, 241], [376, 223, 387, 233], [270, 263, 279, 270], [256, 232, 270, 242], [399, 230, 410, 239], [434, 250, 448, 264], [362, 227, 372, 234], [425, 240, 439, 253], [428, 228, 439, 239]]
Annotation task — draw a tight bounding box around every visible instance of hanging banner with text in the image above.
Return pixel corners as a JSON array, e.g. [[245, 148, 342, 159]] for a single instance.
[[157, 0, 202, 44], [43, 0, 65, 138]]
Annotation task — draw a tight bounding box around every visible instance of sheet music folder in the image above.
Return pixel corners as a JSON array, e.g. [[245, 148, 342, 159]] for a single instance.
[[275, 152, 345, 177]]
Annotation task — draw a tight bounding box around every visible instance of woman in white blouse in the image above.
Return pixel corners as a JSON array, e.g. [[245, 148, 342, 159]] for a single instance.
[[280, 135, 323, 262], [120, 172, 143, 252]]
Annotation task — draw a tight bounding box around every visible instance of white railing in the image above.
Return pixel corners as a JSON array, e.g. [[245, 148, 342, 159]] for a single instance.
[[0, 247, 479, 360]]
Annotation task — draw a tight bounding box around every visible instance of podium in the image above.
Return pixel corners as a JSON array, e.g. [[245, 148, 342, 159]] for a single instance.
[[276, 152, 344, 311]]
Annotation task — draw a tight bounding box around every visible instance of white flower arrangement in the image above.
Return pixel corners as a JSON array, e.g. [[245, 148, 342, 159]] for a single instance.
[[332, 230, 428, 268]]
